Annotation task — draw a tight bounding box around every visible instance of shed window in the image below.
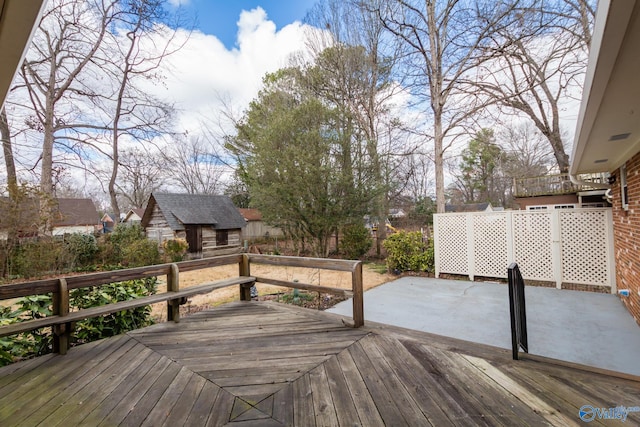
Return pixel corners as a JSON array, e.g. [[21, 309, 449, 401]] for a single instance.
[[216, 230, 228, 246]]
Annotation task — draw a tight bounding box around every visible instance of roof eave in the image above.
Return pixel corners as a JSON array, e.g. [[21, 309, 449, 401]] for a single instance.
[[0, 0, 48, 109], [570, 0, 640, 175]]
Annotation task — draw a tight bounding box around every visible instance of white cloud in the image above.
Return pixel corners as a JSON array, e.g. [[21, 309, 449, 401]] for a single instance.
[[167, 0, 190, 7], [149, 7, 313, 136]]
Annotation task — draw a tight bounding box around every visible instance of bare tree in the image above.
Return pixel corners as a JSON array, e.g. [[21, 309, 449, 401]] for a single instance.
[[499, 121, 554, 178], [7, 0, 187, 230], [403, 151, 433, 203], [98, 0, 187, 220], [375, 0, 517, 213], [471, 0, 594, 173], [163, 135, 229, 195], [19, 0, 118, 201], [0, 109, 18, 199], [115, 148, 166, 209]]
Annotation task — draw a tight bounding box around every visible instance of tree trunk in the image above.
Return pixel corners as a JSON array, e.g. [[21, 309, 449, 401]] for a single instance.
[[434, 118, 445, 214], [0, 109, 17, 198], [549, 130, 569, 173]]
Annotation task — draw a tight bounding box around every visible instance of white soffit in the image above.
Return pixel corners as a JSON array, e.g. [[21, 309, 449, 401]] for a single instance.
[[570, 0, 640, 174], [0, 0, 47, 109]]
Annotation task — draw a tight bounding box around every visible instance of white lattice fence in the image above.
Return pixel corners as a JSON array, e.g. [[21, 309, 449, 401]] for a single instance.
[[434, 208, 615, 291], [560, 210, 611, 286], [512, 212, 554, 282], [434, 214, 469, 275], [473, 214, 509, 278]]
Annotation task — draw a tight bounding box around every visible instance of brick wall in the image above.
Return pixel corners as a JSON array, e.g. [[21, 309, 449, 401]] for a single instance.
[[611, 151, 640, 326]]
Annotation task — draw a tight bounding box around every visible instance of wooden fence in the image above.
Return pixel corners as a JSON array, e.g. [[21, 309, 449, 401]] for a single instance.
[[0, 253, 364, 354]]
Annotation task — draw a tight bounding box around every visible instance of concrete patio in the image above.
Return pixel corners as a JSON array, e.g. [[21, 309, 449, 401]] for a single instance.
[[327, 277, 640, 377]]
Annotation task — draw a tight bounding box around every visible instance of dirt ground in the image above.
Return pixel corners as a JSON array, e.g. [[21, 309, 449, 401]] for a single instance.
[[150, 263, 394, 321]]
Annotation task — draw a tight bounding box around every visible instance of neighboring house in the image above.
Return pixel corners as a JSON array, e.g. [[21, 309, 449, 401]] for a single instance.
[[142, 193, 246, 257], [52, 198, 100, 236], [445, 203, 493, 213], [238, 208, 284, 240], [512, 173, 610, 210], [388, 208, 407, 219], [100, 213, 117, 233], [122, 208, 145, 225], [0, 197, 99, 238], [570, 0, 640, 325]]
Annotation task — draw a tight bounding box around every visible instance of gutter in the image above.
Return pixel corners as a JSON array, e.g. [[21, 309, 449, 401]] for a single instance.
[[569, 174, 611, 190], [569, 174, 613, 204]]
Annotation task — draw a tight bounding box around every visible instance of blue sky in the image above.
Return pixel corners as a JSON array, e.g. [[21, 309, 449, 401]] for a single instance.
[[172, 0, 318, 49]]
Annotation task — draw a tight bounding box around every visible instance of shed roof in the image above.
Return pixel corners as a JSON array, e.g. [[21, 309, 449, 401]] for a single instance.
[[144, 193, 246, 231]]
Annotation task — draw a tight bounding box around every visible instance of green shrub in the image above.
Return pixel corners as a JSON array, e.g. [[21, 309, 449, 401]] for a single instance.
[[64, 233, 98, 268], [8, 239, 65, 278], [382, 231, 434, 273], [162, 238, 189, 262], [71, 278, 157, 344], [109, 223, 146, 247], [0, 294, 54, 365], [0, 277, 158, 366], [98, 224, 160, 267], [121, 239, 161, 267], [341, 223, 373, 259]]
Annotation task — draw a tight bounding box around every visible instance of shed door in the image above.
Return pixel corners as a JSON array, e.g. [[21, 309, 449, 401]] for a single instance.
[[185, 225, 202, 253]]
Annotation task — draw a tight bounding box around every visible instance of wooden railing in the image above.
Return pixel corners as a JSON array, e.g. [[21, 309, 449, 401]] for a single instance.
[[0, 253, 364, 355], [513, 172, 609, 197]]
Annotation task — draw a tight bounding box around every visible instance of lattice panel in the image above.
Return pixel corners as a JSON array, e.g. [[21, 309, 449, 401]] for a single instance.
[[560, 210, 610, 285], [436, 214, 469, 274], [512, 212, 554, 281], [434, 208, 613, 287], [473, 214, 508, 278]]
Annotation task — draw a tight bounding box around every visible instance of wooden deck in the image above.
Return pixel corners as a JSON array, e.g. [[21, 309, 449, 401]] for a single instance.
[[1, 301, 639, 426]]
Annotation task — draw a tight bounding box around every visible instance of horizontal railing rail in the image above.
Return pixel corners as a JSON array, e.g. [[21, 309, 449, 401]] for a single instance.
[[513, 172, 609, 197], [0, 253, 364, 355], [247, 253, 363, 327]]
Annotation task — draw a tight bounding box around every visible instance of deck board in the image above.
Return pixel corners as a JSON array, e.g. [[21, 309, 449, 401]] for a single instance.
[[347, 340, 409, 425], [31, 342, 155, 427], [0, 301, 638, 426]]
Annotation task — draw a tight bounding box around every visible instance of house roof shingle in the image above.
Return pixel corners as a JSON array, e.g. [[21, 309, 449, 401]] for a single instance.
[[123, 208, 145, 222], [0, 197, 99, 227], [445, 202, 492, 213], [55, 198, 100, 226], [238, 208, 262, 222], [145, 193, 246, 231]]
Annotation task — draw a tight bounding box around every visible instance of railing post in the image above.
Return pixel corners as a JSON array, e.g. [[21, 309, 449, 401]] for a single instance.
[[352, 262, 364, 327], [508, 263, 528, 360], [52, 278, 70, 355], [239, 254, 252, 301], [167, 263, 180, 322]]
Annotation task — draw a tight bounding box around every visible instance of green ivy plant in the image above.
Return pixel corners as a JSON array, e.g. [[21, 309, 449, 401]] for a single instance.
[[0, 277, 157, 366], [70, 278, 157, 344]]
